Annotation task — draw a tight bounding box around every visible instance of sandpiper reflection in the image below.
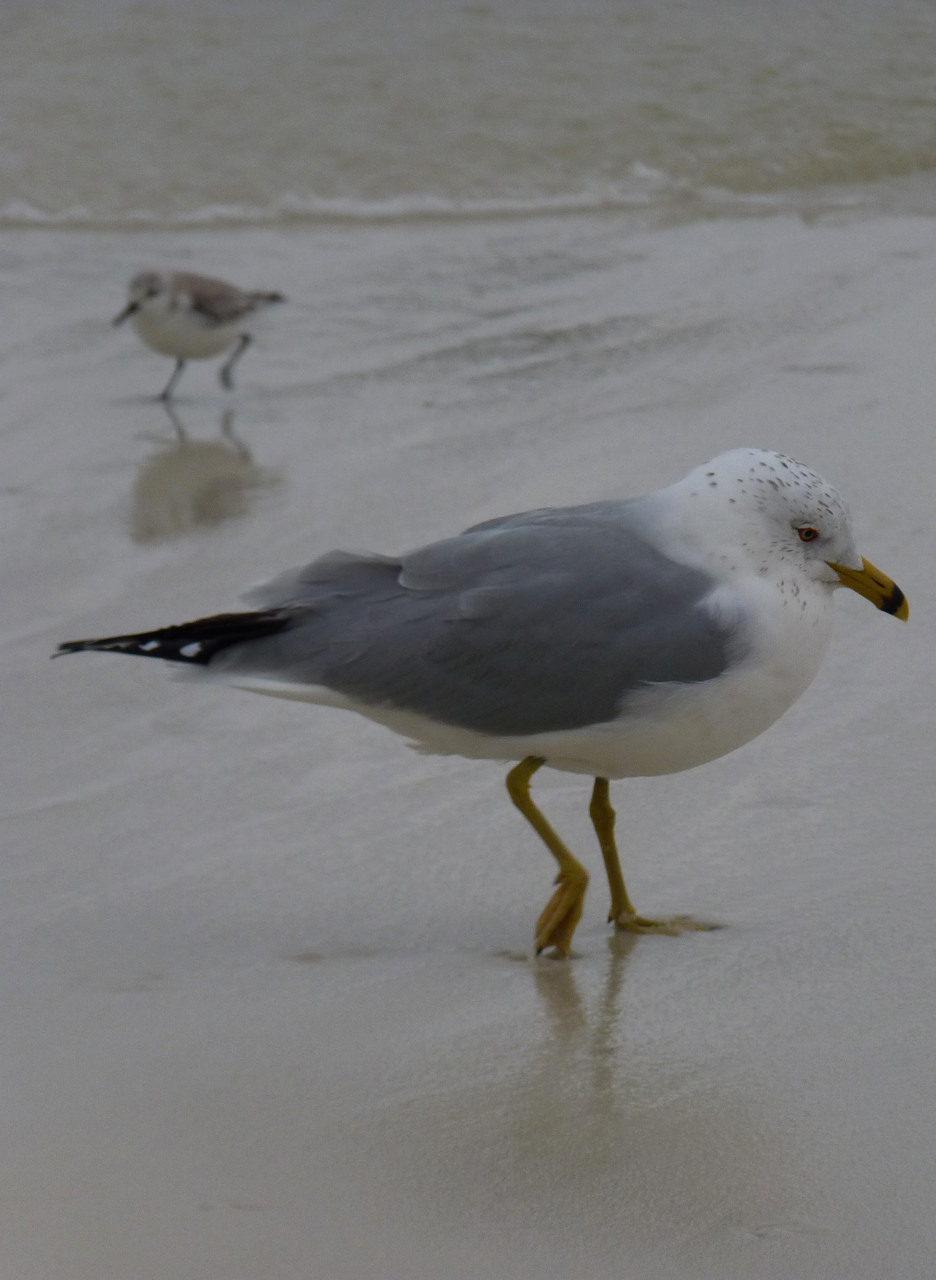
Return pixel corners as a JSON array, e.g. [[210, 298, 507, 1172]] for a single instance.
[[129, 405, 280, 543]]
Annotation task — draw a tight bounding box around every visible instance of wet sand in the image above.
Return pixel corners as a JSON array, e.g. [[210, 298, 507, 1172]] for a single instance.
[[3, 212, 934, 1279]]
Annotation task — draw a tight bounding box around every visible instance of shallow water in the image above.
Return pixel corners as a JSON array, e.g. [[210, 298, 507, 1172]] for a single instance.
[[5, 0, 936, 227], [2, 5, 935, 1278]]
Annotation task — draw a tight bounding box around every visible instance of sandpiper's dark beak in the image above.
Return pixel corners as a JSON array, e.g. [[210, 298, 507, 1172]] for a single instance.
[[828, 556, 909, 620], [112, 301, 138, 326]]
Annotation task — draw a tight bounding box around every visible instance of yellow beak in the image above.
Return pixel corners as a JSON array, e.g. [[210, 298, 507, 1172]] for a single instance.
[[828, 556, 908, 620]]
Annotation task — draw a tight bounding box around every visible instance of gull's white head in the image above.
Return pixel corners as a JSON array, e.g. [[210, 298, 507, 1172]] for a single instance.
[[682, 448, 856, 577], [670, 448, 907, 618]]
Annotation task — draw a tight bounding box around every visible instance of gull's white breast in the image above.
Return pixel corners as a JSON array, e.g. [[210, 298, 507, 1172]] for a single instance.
[[225, 572, 837, 780]]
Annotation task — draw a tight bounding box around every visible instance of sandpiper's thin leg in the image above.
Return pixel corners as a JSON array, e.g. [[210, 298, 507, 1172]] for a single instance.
[[589, 777, 717, 936], [219, 334, 251, 389], [506, 756, 589, 957], [160, 400, 188, 440], [159, 359, 186, 401]]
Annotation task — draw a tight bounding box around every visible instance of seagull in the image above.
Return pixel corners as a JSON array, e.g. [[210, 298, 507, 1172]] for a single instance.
[[113, 271, 285, 400], [57, 449, 907, 955]]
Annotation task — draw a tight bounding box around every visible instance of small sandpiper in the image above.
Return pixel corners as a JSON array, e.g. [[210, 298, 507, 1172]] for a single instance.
[[114, 270, 285, 400]]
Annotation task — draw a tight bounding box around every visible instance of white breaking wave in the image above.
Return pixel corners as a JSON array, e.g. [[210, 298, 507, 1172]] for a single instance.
[[0, 170, 869, 233]]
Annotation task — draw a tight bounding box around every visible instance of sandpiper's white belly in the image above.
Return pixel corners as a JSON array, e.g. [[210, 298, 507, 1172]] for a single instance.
[[132, 309, 241, 360]]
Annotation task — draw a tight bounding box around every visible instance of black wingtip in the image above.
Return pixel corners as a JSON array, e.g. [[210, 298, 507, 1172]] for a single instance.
[[53, 640, 89, 658], [54, 610, 296, 666]]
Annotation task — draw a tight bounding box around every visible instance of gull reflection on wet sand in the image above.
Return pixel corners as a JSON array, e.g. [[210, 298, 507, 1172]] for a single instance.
[[324, 936, 824, 1276]]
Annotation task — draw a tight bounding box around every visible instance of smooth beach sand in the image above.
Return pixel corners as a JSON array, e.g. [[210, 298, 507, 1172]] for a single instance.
[[3, 212, 934, 1279]]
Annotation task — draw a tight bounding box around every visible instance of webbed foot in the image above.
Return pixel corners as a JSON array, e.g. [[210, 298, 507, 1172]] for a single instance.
[[535, 870, 589, 957], [611, 911, 719, 936]]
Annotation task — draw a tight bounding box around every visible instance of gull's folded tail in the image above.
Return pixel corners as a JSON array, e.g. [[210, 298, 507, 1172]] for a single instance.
[[55, 610, 293, 665]]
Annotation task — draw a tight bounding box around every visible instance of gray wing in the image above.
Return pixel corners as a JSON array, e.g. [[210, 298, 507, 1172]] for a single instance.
[[225, 502, 744, 736], [173, 273, 270, 325]]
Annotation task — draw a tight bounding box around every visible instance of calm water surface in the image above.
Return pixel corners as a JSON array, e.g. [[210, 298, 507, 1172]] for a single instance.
[[3, 0, 936, 227]]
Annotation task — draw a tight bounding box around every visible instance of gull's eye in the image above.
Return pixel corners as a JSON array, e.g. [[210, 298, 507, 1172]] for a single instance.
[[797, 525, 820, 543]]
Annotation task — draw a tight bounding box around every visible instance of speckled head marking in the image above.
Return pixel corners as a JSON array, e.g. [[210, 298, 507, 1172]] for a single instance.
[[669, 447, 860, 584], [686, 448, 849, 521]]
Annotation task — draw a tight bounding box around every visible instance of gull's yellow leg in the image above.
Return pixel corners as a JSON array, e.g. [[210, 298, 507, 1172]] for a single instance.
[[506, 757, 588, 957], [589, 778, 717, 936], [589, 777, 637, 920]]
